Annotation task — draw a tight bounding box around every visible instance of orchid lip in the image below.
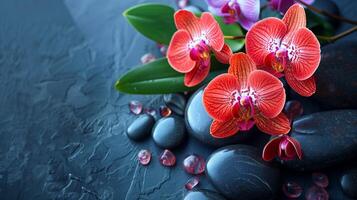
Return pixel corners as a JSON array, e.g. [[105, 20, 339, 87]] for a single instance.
[[231, 88, 257, 119]]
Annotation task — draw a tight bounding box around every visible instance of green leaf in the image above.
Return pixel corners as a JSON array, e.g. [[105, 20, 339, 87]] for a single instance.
[[116, 58, 227, 94], [123, 3, 176, 45], [215, 16, 245, 52]]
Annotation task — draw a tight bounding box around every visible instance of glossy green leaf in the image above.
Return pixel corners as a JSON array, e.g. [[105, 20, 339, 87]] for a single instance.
[[123, 3, 176, 45], [214, 16, 245, 52], [116, 58, 227, 94]]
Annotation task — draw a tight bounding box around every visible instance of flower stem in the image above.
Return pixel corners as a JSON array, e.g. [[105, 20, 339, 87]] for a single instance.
[[224, 35, 245, 40], [295, 0, 357, 25], [317, 26, 357, 43]]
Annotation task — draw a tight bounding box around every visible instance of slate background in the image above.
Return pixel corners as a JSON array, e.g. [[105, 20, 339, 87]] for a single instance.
[[0, 0, 355, 200]]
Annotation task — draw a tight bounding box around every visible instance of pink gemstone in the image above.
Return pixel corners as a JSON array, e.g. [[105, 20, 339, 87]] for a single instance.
[[157, 44, 168, 56], [183, 154, 206, 175], [305, 185, 329, 200], [159, 149, 176, 167], [129, 100, 143, 115], [284, 100, 303, 120], [185, 177, 199, 190], [312, 172, 329, 188], [144, 108, 156, 117], [140, 53, 156, 64], [137, 149, 151, 166], [159, 106, 172, 117], [282, 181, 303, 198]]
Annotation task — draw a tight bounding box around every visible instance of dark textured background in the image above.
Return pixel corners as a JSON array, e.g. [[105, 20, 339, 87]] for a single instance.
[[0, 0, 355, 200]]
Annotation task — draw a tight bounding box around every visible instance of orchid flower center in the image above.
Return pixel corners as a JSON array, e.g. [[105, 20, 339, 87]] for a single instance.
[[231, 88, 256, 120], [267, 46, 288, 73], [189, 40, 210, 61], [221, 0, 241, 24]]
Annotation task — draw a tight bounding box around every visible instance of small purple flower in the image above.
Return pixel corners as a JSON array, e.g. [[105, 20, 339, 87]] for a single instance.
[[269, 0, 315, 14], [206, 0, 260, 30]]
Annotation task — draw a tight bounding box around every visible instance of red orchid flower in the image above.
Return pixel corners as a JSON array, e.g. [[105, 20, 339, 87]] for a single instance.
[[246, 4, 321, 97], [262, 135, 302, 161], [203, 53, 291, 138], [167, 10, 232, 87]]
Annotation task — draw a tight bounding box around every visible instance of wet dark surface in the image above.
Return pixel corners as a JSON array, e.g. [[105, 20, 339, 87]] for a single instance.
[[0, 0, 356, 200]]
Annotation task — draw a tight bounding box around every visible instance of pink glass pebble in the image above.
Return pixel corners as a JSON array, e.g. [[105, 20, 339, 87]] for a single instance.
[[159, 149, 176, 167], [312, 172, 329, 188], [144, 108, 156, 117], [140, 53, 156, 64], [129, 100, 143, 115], [157, 44, 168, 56], [305, 185, 329, 200], [138, 149, 151, 166], [183, 154, 206, 175], [282, 181, 303, 198], [185, 177, 199, 190], [284, 100, 303, 120], [159, 106, 172, 117]]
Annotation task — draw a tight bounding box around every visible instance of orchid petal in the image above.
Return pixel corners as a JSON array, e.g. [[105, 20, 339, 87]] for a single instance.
[[213, 43, 232, 64], [254, 112, 291, 135], [174, 10, 201, 38], [246, 18, 287, 66], [184, 59, 211, 87], [200, 12, 225, 51], [228, 53, 256, 89], [286, 136, 303, 159], [282, 3, 306, 34], [210, 119, 240, 138], [262, 136, 282, 161], [278, 0, 295, 14], [167, 30, 196, 73], [285, 67, 316, 97], [237, 0, 260, 22], [288, 28, 321, 80], [248, 70, 285, 118], [203, 73, 239, 121]]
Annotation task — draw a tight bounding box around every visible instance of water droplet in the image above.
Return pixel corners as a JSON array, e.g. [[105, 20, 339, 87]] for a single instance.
[[140, 53, 156, 64], [312, 172, 329, 188], [284, 100, 303, 120], [305, 185, 329, 200], [176, 0, 189, 9], [185, 177, 199, 190], [138, 149, 151, 166], [183, 154, 205, 175], [160, 106, 172, 117], [129, 100, 143, 115], [282, 181, 303, 198], [159, 149, 176, 167]]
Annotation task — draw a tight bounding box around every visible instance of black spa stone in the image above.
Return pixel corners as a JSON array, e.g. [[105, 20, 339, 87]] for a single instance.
[[126, 114, 155, 141], [163, 93, 186, 116], [312, 40, 357, 109], [184, 190, 226, 200], [284, 110, 357, 171], [206, 145, 280, 200], [152, 116, 186, 149], [341, 170, 357, 198], [185, 87, 252, 147]]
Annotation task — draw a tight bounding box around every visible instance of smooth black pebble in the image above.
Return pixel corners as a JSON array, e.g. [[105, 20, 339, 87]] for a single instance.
[[312, 41, 357, 109], [341, 170, 357, 198], [184, 190, 226, 200], [126, 114, 155, 141], [206, 145, 280, 200], [284, 110, 357, 171], [163, 93, 186, 116], [152, 116, 185, 149], [185, 87, 252, 147]]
